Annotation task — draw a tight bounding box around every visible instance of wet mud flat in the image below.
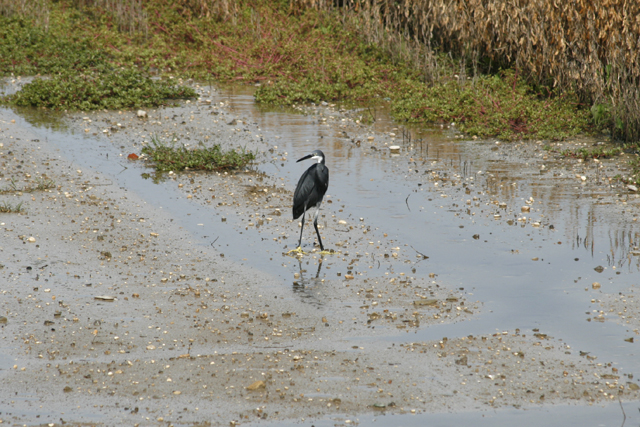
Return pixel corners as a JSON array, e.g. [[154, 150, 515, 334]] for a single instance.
[[1, 82, 640, 426]]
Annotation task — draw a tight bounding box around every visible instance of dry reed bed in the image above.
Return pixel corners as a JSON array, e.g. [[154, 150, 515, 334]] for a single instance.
[[72, 0, 148, 35], [292, 0, 640, 142]]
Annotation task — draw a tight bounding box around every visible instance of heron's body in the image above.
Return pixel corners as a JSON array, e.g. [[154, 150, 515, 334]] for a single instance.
[[291, 150, 329, 251]]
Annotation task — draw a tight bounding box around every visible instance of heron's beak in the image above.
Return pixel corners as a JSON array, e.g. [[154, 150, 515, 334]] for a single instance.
[[296, 154, 313, 163]]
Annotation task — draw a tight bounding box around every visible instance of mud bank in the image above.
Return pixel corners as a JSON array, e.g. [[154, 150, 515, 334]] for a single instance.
[[1, 81, 640, 426]]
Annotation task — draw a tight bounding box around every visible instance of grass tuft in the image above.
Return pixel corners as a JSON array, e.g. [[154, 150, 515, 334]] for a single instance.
[[558, 147, 622, 160], [141, 138, 255, 172], [3, 69, 196, 111], [392, 70, 592, 141], [0, 177, 56, 194], [0, 201, 24, 213]]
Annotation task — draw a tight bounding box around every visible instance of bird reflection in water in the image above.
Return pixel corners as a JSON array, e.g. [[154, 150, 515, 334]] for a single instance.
[[292, 256, 326, 307]]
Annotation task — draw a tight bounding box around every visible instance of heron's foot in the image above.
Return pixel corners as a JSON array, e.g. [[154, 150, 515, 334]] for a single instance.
[[286, 246, 307, 256]]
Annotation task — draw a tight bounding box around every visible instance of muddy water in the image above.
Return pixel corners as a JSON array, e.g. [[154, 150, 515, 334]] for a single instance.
[[223, 87, 639, 335], [216, 86, 640, 425], [2, 81, 640, 426]]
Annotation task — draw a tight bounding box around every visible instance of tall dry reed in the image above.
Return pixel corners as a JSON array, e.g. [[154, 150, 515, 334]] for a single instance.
[[0, 0, 49, 30], [73, 0, 149, 36], [173, 0, 239, 19], [290, 0, 640, 141]]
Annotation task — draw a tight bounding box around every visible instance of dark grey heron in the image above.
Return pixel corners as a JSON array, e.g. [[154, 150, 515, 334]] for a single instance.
[[289, 149, 329, 254]]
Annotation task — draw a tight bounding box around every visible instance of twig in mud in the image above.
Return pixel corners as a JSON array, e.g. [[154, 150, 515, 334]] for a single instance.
[[405, 193, 411, 211], [409, 244, 429, 260], [366, 105, 376, 123], [210, 236, 219, 248]]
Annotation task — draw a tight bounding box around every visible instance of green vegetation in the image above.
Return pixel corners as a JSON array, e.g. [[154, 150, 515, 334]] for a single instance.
[[0, 201, 24, 213], [5, 69, 196, 111], [543, 144, 623, 160], [392, 70, 592, 141], [559, 146, 623, 160], [141, 138, 255, 172], [0, 177, 56, 194], [0, 1, 195, 110], [0, 16, 111, 76], [0, 0, 608, 141]]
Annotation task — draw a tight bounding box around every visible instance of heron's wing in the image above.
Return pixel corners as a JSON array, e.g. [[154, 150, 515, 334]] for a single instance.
[[292, 164, 329, 219], [317, 164, 329, 194], [293, 167, 313, 219]]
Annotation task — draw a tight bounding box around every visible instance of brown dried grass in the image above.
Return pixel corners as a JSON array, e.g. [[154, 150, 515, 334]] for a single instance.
[[1, 0, 147, 36], [72, 0, 149, 36], [0, 0, 49, 29], [291, 0, 640, 142], [172, 0, 239, 19]]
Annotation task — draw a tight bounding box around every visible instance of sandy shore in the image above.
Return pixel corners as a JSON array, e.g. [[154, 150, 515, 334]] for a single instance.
[[1, 83, 638, 425]]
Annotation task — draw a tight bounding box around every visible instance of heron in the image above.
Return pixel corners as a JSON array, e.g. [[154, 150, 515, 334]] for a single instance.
[[289, 149, 329, 254]]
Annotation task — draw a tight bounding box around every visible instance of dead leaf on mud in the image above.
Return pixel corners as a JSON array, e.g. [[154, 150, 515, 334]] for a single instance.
[[127, 153, 139, 160], [246, 380, 266, 390], [94, 295, 116, 301], [413, 299, 438, 307], [601, 374, 619, 379]]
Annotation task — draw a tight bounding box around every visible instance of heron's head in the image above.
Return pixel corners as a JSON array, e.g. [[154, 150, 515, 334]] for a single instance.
[[297, 149, 325, 164]]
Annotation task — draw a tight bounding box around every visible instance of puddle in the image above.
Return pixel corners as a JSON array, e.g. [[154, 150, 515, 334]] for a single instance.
[[217, 84, 640, 357], [1, 82, 640, 425], [0, 351, 17, 371], [251, 402, 637, 427]]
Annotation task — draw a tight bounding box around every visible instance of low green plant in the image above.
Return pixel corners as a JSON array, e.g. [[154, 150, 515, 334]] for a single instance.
[[2, 68, 196, 110], [0, 178, 20, 194], [0, 14, 112, 76], [559, 146, 622, 160], [141, 138, 255, 172], [590, 103, 611, 129], [31, 178, 56, 192], [0, 177, 55, 194], [392, 70, 592, 141], [628, 157, 640, 183], [0, 201, 24, 213]]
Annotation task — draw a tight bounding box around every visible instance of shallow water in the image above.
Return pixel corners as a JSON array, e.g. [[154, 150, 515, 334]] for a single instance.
[[2, 83, 640, 426], [215, 86, 640, 426]]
